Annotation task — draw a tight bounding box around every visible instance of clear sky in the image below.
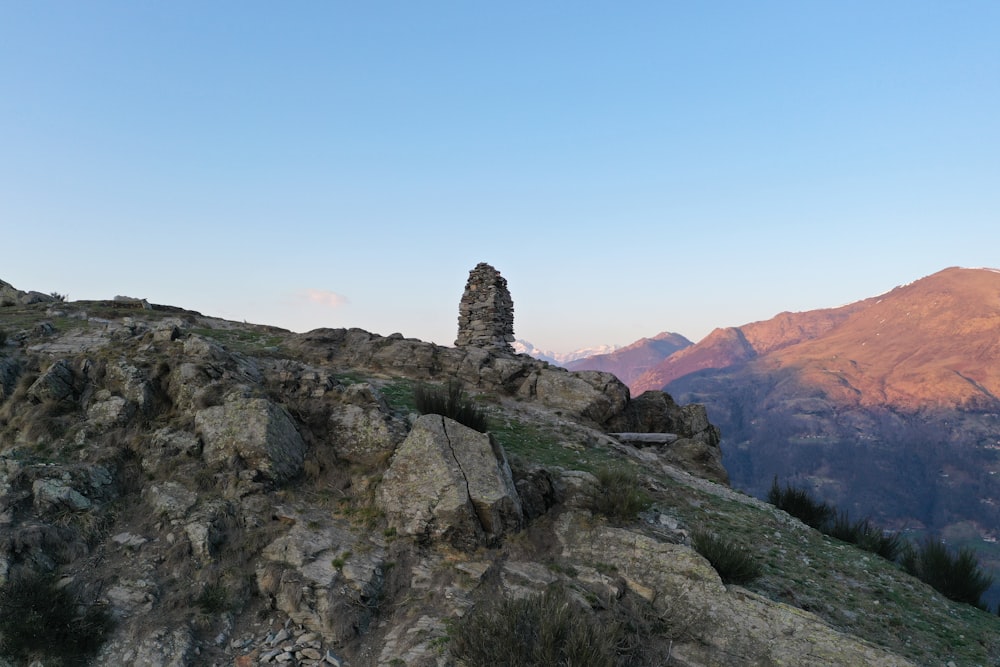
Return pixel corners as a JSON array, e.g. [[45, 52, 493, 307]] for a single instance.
[[2, 2, 998, 353]]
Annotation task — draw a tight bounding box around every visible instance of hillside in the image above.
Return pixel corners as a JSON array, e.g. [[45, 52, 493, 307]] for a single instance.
[[565, 332, 692, 385], [1, 278, 998, 666], [623, 267, 1000, 607]]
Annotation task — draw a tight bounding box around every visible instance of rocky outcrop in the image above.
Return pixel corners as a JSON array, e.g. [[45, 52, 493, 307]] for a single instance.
[[376, 414, 523, 550], [257, 506, 386, 643], [0, 285, 991, 667], [0, 279, 58, 307], [195, 398, 307, 483], [607, 390, 728, 484], [327, 382, 407, 464], [555, 511, 915, 666], [454, 262, 515, 352]]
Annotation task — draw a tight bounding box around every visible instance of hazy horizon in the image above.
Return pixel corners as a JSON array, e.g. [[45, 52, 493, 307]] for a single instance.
[[3, 3, 998, 352]]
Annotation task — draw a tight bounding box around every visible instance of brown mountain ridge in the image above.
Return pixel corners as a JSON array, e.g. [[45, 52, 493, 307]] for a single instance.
[[633, 266, 1000, 412]]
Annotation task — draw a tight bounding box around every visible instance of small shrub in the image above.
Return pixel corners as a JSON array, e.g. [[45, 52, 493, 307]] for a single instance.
[[900, 538, 993, 608], [827, 511, 902, 561], [767, 477, 834, 530], [691, 530, 762, 585], [586, 466, 651, 523], [195, 582, 229, 614], [414, 381, 489, 432], [450, 585, 621, 667], [0, 571, 114, 666], [49, 292, 67, 302]]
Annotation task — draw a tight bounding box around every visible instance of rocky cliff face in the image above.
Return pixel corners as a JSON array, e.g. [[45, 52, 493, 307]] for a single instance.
[[0, 284, 996, 665]]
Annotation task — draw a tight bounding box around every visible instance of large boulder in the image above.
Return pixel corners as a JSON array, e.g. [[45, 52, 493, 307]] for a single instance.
[[195, 398, 306, 483], [327, 383, 407, 464], [517, 368, 629, 424], [376, 414, 523, 550], [28, 359, 76, 404]]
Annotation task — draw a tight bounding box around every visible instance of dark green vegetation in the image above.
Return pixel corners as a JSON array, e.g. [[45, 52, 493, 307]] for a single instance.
[[451, 585, 663, 667], [767, 477, 835, 530], [901, 538, 994, 609], [654, 471, 1000, 664], [691, 530, 762, 585], [585, 466, 651, 523], [826, 512, 903, 562], [0, 571, 114, 666], [413, 380, 489, 432], [770, 478, 992, 609]]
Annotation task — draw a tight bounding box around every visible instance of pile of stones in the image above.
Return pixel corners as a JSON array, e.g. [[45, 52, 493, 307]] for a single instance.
[[454, 262, 515, 352]]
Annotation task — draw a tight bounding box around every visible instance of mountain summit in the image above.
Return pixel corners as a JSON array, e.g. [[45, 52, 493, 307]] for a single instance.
[[635, 266, 1000, 411], [623, 267, 1000, 606]]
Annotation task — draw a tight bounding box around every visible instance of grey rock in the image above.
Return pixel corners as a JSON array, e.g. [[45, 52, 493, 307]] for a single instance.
[[28, 358, 76, 403], [140, 428, 201, 475], [144, 482, 198, 521], [258, 508, 386, 640], [87, 392, 134, 427], [328, 383, 406, 463], [196, 398, 306, 482], [32, 478, 92, 512], [376, 414, 523, 550]]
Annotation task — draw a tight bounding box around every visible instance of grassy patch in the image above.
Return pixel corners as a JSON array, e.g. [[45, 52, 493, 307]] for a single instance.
[[489, 417, 617, 472], [414, 381, 489, 432], [379, 379, 416, 414], [767, 477, 834, 530], [691, 530, 762, 585], [189, 327, 286, 355], [654, 473, 1000, 665], [451, 585, 621, 667], [585, 466, 651, 523]]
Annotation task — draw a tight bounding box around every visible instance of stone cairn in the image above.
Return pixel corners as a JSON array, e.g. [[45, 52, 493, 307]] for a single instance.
[[455, 262, 515, 353]]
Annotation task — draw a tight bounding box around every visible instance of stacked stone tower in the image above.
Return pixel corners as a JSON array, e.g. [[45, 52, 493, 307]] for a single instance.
[[455, 262, 515, 353]]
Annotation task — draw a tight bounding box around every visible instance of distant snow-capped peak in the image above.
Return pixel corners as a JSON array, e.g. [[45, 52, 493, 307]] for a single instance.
[[513, 339, 621, 366]]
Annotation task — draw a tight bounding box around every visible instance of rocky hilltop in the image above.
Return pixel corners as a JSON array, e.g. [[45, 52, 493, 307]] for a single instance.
[[1, 271, 998, 666]]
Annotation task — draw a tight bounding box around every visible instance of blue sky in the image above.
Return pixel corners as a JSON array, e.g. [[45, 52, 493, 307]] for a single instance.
[[2, 2, 998, 352]]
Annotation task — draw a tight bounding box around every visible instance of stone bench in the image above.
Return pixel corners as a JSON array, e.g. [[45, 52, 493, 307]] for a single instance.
[[609, 432, 679, 445]]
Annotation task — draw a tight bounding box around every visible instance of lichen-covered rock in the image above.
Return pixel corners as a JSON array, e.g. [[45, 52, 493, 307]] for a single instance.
[[140, 428, 201, 475], [376, 414, 523, 550], [87, 391, 134, 427], [195, 398, 306, 482], [96, 626, 195, 667], [328, 383, 406, 463], [257, 508, 386, 641], [555, 511, 915, 666], [517, 368, 629, 424], [28, 358, 76, 403]]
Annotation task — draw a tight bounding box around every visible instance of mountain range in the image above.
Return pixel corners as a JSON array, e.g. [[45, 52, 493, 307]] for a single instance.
[[565, 266, 1000, 604], [512, 339, 623, 365]]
